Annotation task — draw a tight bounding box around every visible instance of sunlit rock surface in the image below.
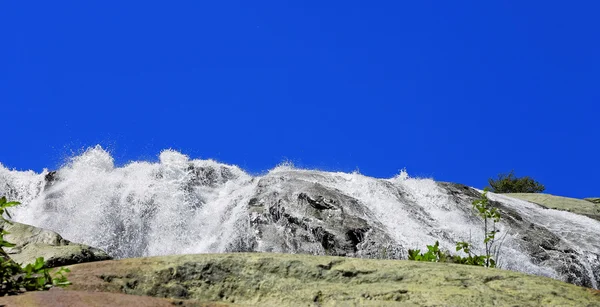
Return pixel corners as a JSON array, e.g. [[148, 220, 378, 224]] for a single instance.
[[45, 253, 600, 306]]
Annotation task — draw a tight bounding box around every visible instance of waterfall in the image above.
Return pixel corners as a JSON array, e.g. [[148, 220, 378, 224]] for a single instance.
[[1, 145, 598, 289]]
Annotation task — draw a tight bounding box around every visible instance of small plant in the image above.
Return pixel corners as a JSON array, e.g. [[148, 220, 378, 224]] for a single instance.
[[488, 170, 545, 193], [0, 196, 71, 296], [408, 241, 448, 262], [466, 188, 500, 267], [408, 189, 502, 268], [452, 241, 488, 266]]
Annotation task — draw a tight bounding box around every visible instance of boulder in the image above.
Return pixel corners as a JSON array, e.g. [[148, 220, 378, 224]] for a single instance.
[[5, 252, 596, 307], [0, 220, 111, 267]]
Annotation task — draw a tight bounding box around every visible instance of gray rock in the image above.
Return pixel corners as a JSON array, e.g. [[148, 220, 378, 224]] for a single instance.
[[245, 175, 404, 259], [0, 220, 111, 267]]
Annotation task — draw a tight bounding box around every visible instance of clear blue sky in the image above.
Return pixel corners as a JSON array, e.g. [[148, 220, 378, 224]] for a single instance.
[[1, 1, 598, 198]]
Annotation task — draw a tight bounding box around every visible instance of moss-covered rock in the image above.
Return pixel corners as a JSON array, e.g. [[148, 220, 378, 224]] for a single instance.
[[56, 252, 600, 306], [585, 198, 600, 204], [503, 193, 600, 222], [0, 288, 227, 307]]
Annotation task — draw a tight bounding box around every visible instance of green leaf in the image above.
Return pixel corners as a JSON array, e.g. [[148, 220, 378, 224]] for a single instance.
[[408, 249, 420, 260], [0, 240, 16, 248], [33, 257, 45, 271], [37, 277, 47, 289]]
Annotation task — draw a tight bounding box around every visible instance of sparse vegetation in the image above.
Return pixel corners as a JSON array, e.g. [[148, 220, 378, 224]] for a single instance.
[[488, 170, 545, 193], [408, 189, 502, 268], [0, 196, 70, 296]]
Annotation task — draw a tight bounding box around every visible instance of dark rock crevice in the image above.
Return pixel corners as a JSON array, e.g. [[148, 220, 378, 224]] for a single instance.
[[298, 193, 338, 210]]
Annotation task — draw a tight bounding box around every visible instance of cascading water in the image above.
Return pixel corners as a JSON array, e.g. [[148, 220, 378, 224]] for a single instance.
[[0, 145, 598, 289], [0, 146, 255, 258]]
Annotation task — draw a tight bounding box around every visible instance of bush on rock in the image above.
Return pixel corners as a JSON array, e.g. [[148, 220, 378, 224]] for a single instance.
[[488, 170, 545, 193]]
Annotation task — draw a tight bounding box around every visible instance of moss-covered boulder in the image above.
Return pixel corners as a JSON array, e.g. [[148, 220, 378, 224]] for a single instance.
[[0, 220, 111, 268], [28, 252, 600, 306]]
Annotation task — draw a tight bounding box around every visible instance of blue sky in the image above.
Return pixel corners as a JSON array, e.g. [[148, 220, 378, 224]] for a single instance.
[[1, 1, 598, 198]]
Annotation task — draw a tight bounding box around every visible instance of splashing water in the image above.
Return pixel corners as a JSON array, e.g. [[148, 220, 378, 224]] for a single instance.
[[0, 145, 598, 289], [0, 146, 254, 258]]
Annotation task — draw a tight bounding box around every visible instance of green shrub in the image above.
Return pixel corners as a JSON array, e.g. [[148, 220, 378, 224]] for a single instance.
[[0, 196, 70, 296], [408, 189, 502, 268], [488, 170, 545, 193], [408, 241, 447, 262]]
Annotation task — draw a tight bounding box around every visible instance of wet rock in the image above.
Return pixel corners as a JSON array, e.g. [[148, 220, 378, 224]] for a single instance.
[[186, 164, 239, 188], [247, 176, 404, 259]]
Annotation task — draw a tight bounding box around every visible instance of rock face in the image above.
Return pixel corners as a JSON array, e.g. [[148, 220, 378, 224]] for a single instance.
[[0, 220, 111, 267], [246, 175, 404, 259], [500, 193, 600, 287], [5, 252, 596, 307]]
